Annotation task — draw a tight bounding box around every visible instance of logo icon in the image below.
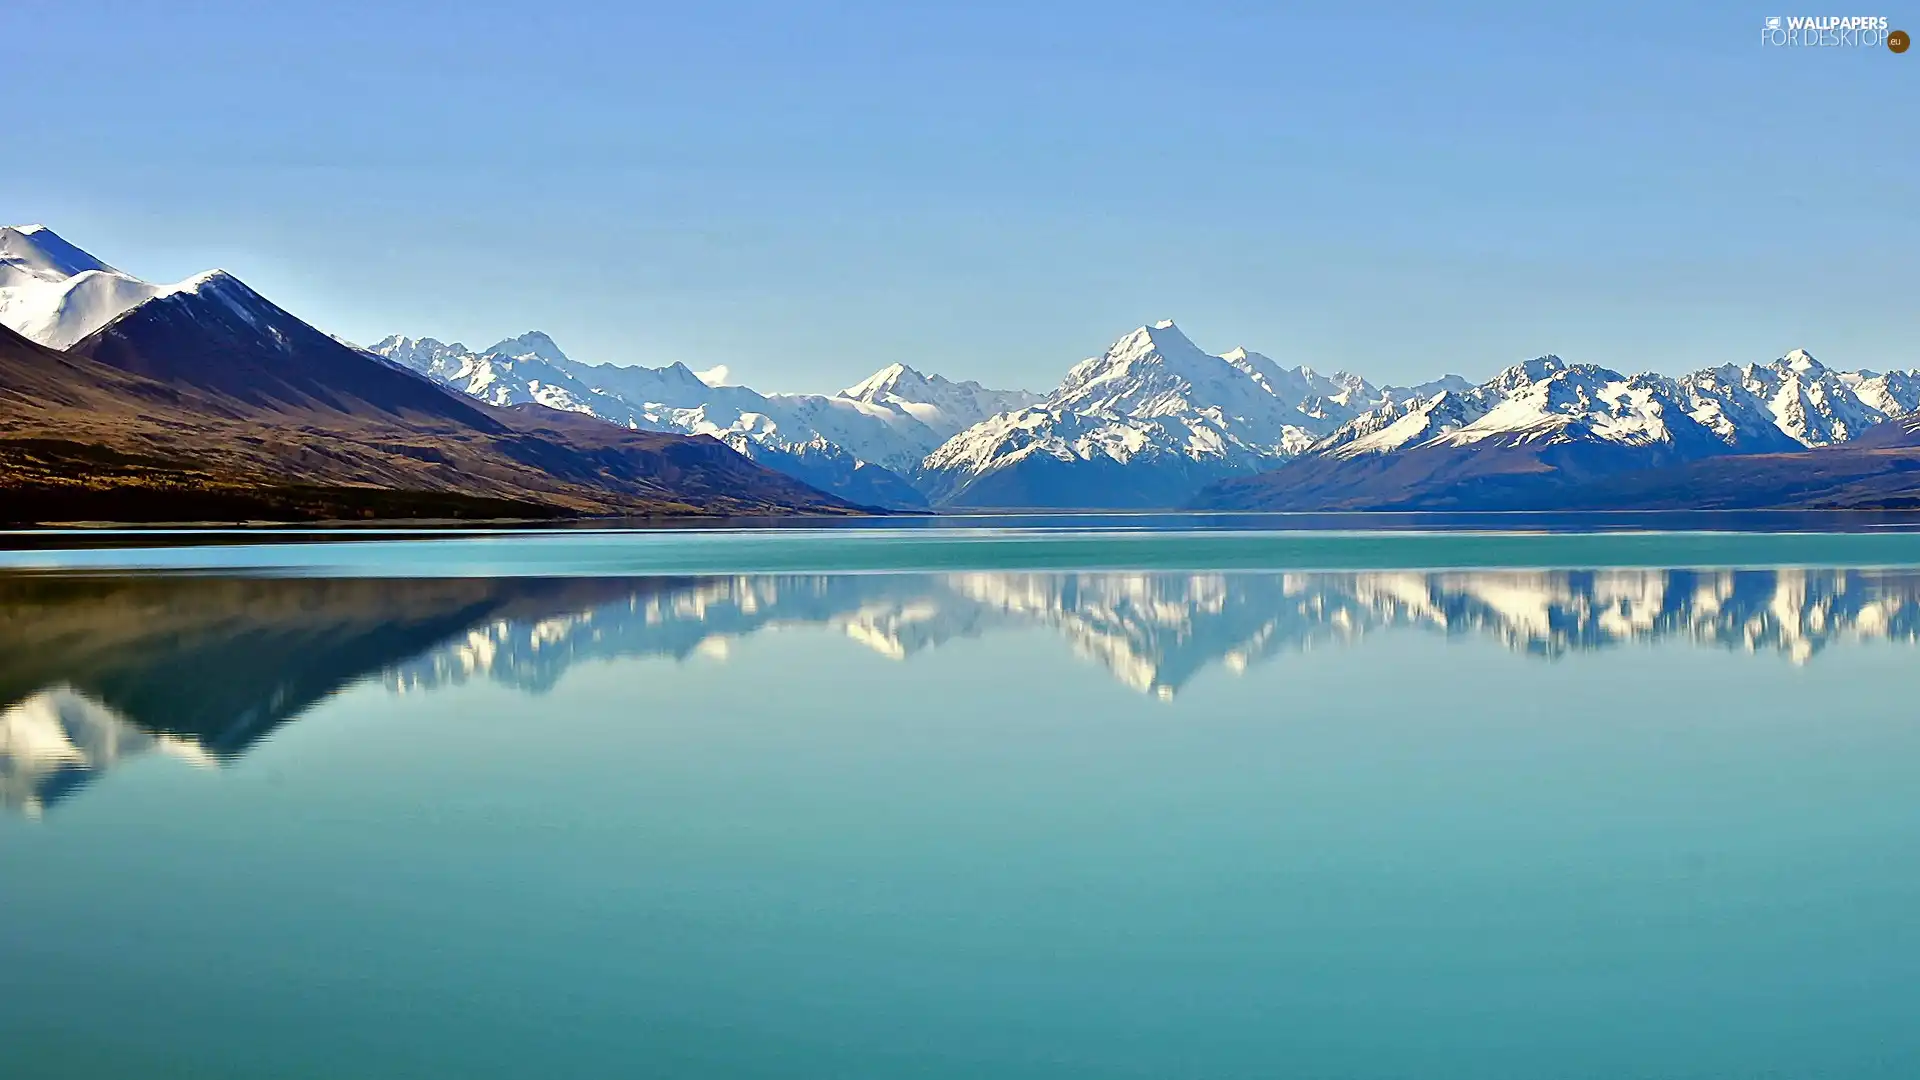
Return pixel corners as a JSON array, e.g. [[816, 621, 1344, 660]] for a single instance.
[[1891, 28, 1912, 51], [1766, 16, 1782, 30]]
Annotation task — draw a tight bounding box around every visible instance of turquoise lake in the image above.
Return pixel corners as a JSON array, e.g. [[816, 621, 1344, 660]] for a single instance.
[[3, 524, 1919, 1078]]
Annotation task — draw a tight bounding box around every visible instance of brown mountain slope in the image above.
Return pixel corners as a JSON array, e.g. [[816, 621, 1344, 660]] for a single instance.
[[0, 304, 862, 522]]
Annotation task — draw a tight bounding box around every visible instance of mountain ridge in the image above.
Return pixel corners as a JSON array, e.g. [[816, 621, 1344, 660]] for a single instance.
[[1193, 347, 1920, 512], [369, 331, 1036, 507], [0, 228, 865, 522], [12, 222, 1920, 516]]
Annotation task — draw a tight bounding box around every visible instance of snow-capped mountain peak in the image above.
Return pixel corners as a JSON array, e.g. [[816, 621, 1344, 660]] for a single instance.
[[371, 331, 951, 505], [1729, 348, 1899, 446], [1781, 348, 1822, 373], [1053, 321, 1230, 410], [17, 218, 1919, 515], [166, 268, 249, 302], [0, 224, 120, 283], [486, 330, 571, 365], [1305, 343, 1920, 467], [0, 224, 172, 349], [840, 361, 915, 400], [1488, 354, 1580, 390], [918, 322, 1412, 507], [0, 227, 285, 352], [835, 361, 1041, 446]]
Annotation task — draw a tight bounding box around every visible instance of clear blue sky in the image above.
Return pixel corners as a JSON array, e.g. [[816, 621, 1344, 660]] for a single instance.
[[6, 1, 1913, 391]]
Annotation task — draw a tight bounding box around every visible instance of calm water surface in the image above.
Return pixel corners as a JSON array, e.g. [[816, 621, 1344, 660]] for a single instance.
[[3, 528, 1918, 1078]]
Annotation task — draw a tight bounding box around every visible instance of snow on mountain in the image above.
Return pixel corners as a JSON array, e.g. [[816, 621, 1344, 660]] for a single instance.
[[1731, 349, 1916, 446], [720, 431, 929, 508], [1310, 349, 1909, 462], [17, 216, 1917, 512], [0, 224, 349, 355], [1312, 385, 1501, 459], [1419, 358, 1736, 457], [372, 334, 628, 417], [838, 363, 1041, 443], [917, 321, 1415, 507], [0, 224, 110, 279], [369, 333, 1030, 506], [1048, 322, 1367, 452], [559, 355, 1034, 477], [915, 405, 1257, 507], [1848, 367, 1920, 420], [0, 224, 169, 348]]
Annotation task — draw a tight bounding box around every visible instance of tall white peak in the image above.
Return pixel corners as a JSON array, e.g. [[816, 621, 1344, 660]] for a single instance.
[[369, 335, 472, 365], [918, 321, 1403, 507], [1781, 348, 1822, 373], [1045, 321, 1372, 437], [1308, 344, 1920, 461], [1733, 348, 1887, 446], [0, 225, 268, 350], [837, 361, 1041, 443], [0, 224, 172, 349], [840, 362, 915, 400], [0, 224, 121, 282], [370, 330, 949, 478], [486, 330, 571, 365]]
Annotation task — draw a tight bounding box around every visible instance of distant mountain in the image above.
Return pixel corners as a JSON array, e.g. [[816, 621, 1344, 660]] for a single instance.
[[1193, 350, 1920, 512], [720, 432, 929, 509], [0, 228, 861, 522], [838, 363, 1041, 444], [370, 332, 1037, 508], [917, 322, 1440, 507]]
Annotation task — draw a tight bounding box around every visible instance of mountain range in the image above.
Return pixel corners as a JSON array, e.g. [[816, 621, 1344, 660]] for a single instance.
[[1194, 351, 1920, 511], [367, 333, 1038, 508], [0, 225, 858, 522], [9, 567, 1917, 814], [371, 316, 1920, 512], [7, 220, 1920, 517]]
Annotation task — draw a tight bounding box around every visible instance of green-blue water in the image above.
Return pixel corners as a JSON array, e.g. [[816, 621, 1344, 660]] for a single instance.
[[3, 528, 1918, 1077]]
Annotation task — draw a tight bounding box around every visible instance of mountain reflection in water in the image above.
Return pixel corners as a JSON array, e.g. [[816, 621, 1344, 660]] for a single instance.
[[4, 568, 1917, 814]]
